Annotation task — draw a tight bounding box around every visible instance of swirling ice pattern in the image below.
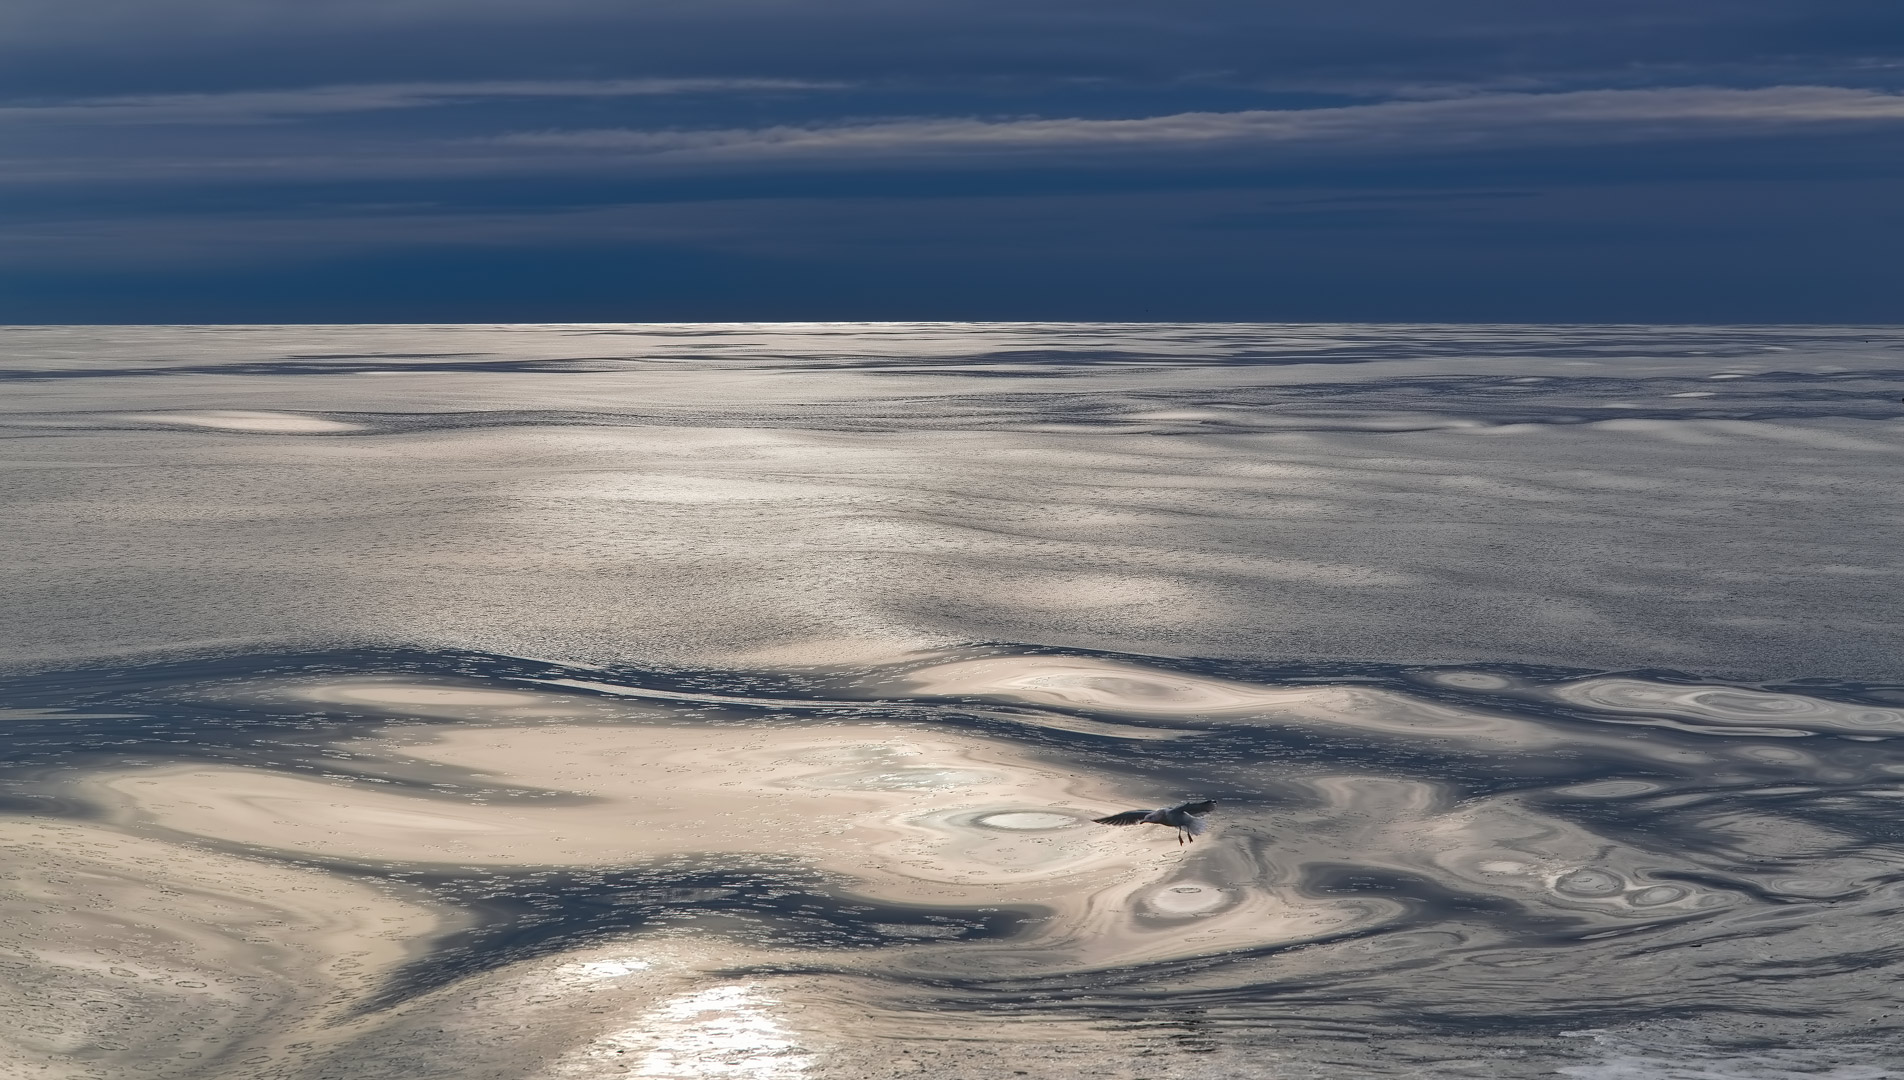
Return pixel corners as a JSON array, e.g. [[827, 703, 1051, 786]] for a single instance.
[[0, 648, 1901, 1078], [1549, 677, 1904, 737]]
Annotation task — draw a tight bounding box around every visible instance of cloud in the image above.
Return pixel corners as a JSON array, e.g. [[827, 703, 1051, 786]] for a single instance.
[[4, 0, 1899, 103], [4, 84, 1899, 189], [0, 1, 1896, 322], [0, 78, 844, 125], [489, 86, 1904, 167]]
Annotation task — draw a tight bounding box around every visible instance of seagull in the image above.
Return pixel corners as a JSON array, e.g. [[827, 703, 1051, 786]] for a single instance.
[[1093, 800, 1216, 844]]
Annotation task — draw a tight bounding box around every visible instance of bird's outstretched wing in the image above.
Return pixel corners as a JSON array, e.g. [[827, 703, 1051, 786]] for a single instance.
[[1174, 800, 1216, 816], [1093, 810, 1152, 826]]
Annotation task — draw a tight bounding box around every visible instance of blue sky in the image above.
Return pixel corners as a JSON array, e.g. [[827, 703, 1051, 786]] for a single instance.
[[3, 0, 1901, 322]]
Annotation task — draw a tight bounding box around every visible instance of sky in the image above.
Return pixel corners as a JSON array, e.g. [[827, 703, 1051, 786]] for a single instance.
[[3, 0, 1902, 323]]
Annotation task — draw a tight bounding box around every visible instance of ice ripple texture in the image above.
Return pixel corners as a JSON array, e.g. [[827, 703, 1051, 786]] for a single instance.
[[0, 323, 1901, 1079], [1, 322, 1902, 677]]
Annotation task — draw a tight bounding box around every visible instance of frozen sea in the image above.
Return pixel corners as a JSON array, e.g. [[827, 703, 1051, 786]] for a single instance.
[[1, 322, 1902, 1079]]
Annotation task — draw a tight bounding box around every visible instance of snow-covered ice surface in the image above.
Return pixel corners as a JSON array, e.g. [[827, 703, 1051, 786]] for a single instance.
[[0, 323, 1900, 1078]]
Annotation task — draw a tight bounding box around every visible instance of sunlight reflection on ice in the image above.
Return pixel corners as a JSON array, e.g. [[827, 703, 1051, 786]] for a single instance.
[[554, 984, 811, 1080]]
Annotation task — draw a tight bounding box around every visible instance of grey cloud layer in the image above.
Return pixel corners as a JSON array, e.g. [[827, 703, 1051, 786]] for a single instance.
[[495, 87, 1904, 165], [0, 80, 846, 126], [3, 0, 1900, 95], [6, 84, 1898, 186], [3, 0, 1897, 181], [6, 0, 1901, 320]]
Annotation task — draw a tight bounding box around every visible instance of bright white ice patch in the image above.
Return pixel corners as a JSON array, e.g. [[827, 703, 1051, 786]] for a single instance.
[[118, 410, 362, 433], [554, 983, 811, 1079]]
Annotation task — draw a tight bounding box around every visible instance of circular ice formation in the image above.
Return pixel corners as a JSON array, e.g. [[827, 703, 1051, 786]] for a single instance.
[[1554, 869, 1625, 897], [1428, 672, 1513, 690], [1626, 885, 1689, 907], [1557, 780, 1664, 798], [1738, 746, 1817, 765], [972, 811, 1079, 831], [1478, 860, 1533, 875], [1548, 678, 1904, 737], [1141, 881, 1231, 916]]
